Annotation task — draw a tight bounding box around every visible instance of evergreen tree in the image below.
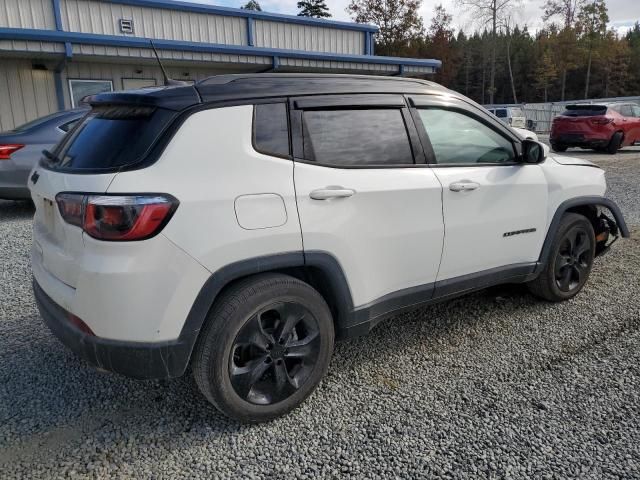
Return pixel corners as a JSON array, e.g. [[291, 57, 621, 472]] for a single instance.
[[240, 0, 262, 10], [297, 0, 331, 18]]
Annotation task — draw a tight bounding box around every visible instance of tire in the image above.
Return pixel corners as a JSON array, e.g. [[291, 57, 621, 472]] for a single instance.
[[606, 131, 623, 154], [551, 143, 567, 153], [192, 273, 334, 423], [527, 213, 596, 302]]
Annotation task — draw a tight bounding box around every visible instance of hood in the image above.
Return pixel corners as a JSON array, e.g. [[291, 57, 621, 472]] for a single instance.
[[549, 155, 600, 168]]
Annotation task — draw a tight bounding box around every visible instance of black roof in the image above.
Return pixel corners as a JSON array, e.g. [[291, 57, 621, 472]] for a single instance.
[[87, 74, 449, 111]]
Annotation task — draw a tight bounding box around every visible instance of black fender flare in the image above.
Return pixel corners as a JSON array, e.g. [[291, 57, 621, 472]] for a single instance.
[[535, 196, 630, 274], [176, 251, 355, 372]]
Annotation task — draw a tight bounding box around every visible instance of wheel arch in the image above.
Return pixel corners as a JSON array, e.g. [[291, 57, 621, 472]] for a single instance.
[[535, 196, 630, 274], [177, 251, 355, 371]]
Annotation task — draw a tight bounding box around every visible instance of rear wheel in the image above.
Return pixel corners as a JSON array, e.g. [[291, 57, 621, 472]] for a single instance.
[[606, 131, 623, 154], [192, 273, 334, 423], [527, 213, 595, 302], [551, 143, 567, 152]]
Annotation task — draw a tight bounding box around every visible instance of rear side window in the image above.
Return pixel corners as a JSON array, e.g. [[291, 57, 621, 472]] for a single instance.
[[301, 109, 413, 166], [253, 103, 290, 158], [46, 106, 173, 171], [495, 109, 507, 118]]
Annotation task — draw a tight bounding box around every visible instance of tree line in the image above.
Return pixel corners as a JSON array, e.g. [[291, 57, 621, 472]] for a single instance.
[[241, 0, 640, 104]]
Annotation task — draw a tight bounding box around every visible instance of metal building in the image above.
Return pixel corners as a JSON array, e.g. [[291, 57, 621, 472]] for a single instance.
[[0, 0, 440, 131]]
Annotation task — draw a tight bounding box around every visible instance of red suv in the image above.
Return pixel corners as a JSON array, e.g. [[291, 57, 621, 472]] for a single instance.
[[550, 103, 640, 154]]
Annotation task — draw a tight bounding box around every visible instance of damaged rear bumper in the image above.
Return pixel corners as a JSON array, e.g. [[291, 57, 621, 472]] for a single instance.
[[33, 279, 191, 380]]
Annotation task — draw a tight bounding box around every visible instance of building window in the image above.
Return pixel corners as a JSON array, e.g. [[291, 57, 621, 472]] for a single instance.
[[68, 80, 114, 107], [122, 78, 157, 90]]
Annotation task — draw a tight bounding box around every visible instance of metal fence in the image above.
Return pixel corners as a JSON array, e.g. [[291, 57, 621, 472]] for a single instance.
[[486, 96, 640, 134]]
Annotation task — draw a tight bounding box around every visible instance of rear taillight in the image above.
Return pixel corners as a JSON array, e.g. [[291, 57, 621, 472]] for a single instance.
[[56, 193, 84, 227], [591, 117, 613, 125], [0, 144, 25, 160], [55, 193, 178, 241]]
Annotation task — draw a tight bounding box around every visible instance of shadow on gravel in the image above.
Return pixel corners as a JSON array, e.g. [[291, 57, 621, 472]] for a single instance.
[[0, 200, 35, 221], [0, 286, 540, 456]]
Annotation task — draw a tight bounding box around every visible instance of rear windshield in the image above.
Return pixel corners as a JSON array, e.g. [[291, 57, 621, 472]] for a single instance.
[[561, 105, 608, 117], [44, 105, 174, 171], [10, 111, 71, 133]]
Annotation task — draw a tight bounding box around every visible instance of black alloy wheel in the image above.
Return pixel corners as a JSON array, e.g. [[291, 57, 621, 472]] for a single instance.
[[229, 302, 321, 405], [192, 273, 334, 422], [526, 213, 595, 302], [554, 225, 593, 293]]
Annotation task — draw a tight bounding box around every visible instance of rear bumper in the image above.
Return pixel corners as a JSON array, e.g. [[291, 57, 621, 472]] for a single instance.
[[0, 165, 31, 199], [550, 133, 610, 148], [34, 279, 192, 380]]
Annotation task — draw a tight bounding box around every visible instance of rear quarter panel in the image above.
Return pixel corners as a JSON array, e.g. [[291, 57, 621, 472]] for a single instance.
[[106, 105, 303, 275]]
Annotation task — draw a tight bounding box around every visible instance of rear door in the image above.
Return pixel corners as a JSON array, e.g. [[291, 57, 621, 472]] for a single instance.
[[409, 95, 548, 286], [291, 95, 444, 309]]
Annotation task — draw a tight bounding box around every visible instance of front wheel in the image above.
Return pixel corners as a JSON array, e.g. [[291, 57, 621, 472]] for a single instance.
[[527, 213, 595, 302], [192, 273, 334, 423]]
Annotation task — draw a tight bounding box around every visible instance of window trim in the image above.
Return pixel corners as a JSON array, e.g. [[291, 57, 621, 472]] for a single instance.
[[68, 79, 114, 108], [408, 96, 523, 167], [290, 95, 422, 169], [57, 118, 81, 133], [251, 100, 293, 160]]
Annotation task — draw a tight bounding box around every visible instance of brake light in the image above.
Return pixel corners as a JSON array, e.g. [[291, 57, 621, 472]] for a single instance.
[[55, 193, 178, 241], [0, 144, 25, 160], [591, 117, 613, 125]]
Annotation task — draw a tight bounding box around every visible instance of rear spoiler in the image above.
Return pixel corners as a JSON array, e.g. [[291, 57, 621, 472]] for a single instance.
[[86, 85, 201, 111]]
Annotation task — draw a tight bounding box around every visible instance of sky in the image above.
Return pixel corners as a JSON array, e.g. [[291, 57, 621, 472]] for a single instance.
[[182, 0, 639, 35]]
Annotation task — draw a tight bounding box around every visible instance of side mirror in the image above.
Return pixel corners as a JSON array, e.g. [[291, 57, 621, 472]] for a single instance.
[[521, 139, 547, 164]]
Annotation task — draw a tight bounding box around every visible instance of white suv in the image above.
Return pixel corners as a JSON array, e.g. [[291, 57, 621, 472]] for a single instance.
[[29, 74, 629, 422]]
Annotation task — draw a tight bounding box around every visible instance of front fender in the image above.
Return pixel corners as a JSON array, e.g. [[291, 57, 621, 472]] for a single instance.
[[535, 196, 630, 274]]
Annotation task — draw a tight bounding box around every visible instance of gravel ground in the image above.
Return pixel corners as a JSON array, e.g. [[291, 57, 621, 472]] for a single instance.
[[1, 148, 640, 479]]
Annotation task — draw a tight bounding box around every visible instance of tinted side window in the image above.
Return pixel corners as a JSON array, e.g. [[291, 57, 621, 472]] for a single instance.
[[495, 109, 507, 118], [417, 108, 516, 165], [301, 109, 413, 166], [253, 103, 290, 158]]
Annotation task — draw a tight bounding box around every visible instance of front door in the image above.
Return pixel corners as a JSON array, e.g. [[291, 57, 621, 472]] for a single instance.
[[290, 95, 444, 310], [410, 97, 548, 284]]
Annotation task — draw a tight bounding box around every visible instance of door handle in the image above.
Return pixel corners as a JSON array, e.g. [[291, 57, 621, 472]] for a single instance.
[[309, 186, 356, 200], [449, 181, 480, 192]]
